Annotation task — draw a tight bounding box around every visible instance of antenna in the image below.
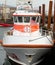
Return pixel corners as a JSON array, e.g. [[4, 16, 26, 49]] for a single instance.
[[16, 0, 32, 10], [28, 1, 33, 10]]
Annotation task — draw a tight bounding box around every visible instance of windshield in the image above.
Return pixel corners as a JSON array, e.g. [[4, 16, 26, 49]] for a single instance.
[[18, 16, 22, 23], [13, 16, 40, 23], [24, 16, 30, 23]]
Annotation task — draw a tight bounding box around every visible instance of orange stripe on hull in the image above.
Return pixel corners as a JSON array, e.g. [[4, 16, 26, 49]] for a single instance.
[[2, 44, 53, 48], [14, 24, 39, 32]]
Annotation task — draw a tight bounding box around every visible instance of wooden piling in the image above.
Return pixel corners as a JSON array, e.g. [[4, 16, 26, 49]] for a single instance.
[[47, 0, 53, 30], [42, 4, 45, 26], [0, 40, 2, 45], [53, 2, 55, 32], [53, 1, 55, 43], [39, 6, 41, 14]]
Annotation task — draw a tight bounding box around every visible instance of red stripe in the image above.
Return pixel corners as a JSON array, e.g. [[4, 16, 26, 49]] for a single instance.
[[13, 14, 42, 16], [2, 44, 53, 48]]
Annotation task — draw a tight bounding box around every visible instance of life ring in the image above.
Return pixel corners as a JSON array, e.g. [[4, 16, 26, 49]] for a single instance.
[[24, 25, 30, 32]]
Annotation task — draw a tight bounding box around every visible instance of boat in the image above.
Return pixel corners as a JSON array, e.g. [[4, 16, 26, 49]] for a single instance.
[[0, 23, 13, 27], [2, 1, 54, 65]]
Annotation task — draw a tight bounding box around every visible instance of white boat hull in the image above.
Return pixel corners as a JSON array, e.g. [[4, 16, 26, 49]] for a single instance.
[[3, 30, 53, 65], [3, 47, 51, 65]]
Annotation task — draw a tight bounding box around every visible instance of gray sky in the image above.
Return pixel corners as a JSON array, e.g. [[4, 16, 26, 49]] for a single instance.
[[0, 0, 16, 6], [0, 0, 54, 11], [0, 0, 54, 6]]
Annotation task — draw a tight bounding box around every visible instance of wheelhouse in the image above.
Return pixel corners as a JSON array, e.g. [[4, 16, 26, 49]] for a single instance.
[[13, 10, 41, 33], [13, 10, 41, 24]]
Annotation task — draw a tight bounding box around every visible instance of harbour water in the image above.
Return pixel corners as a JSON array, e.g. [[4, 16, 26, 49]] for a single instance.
[[0, 27, 55, 65], [0, 27, 12, 40], [0, 27, 12, 65], [0, 46, 6, 65]]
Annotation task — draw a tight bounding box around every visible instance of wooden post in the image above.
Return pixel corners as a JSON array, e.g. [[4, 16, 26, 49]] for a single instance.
[[47, 0, 53, 30], [39, 6, 41, 14], [53, 1, 55, 32], [53, 1, 55, 41], [42, 4, 45, 26]]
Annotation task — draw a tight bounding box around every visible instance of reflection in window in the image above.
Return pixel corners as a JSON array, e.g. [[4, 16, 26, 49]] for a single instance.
[[32, 16, 40, 23], [24, 17, 30, 23], [30, 16, 40, 23], [32, 17, 36, 21]]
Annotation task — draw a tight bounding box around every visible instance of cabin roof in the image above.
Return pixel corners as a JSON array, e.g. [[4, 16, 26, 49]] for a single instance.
[[13, 10, 42, 16]]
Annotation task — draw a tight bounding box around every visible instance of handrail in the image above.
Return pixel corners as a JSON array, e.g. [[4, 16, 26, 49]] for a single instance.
[[40, 28, 53, 37]]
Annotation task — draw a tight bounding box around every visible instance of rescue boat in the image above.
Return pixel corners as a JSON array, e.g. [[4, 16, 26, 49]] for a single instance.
[[2, 2, 54, 65]]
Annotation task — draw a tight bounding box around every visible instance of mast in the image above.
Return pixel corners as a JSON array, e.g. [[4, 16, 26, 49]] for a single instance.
[[4, 0, 6, 22], [16, 0, 31, 4], [16, 0, 18, 7], [3, 0, 6, 22], [2, 4, 4, 21]]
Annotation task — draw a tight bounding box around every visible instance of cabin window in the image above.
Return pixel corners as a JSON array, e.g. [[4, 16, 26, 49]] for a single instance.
[[13, 16, 23, 23], [18, 16, 22, 23], [14, 16, 17, 22], [30, 16, 40, 23], [13, 16, 40, 23], [32, 17, 36, 21], [36, 16, 39, 22], [30, 17, 36, 23], [24, 17, 30, 23]]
